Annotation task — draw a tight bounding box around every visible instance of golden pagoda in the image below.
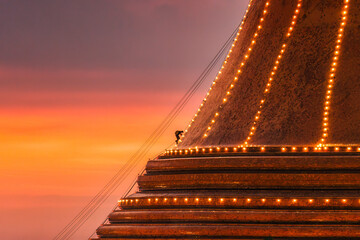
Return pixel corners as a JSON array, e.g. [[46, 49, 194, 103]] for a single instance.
[[92, 0, 360, 238]]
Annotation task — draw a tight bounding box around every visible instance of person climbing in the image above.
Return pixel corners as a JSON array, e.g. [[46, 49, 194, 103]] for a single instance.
[[175, 130, 184, 144]]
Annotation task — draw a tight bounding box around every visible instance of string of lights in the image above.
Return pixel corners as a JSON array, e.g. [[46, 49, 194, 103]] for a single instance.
[[242, 0, 303, 146], [119, 196, 357, 208], [200, 1, 271, 140], [178, 0, 254, 144], [165, 145, 360, 155], [318, 0, 350, 147]]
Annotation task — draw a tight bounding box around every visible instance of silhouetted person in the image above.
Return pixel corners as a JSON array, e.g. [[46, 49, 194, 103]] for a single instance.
[[175, 130, 184, 144]]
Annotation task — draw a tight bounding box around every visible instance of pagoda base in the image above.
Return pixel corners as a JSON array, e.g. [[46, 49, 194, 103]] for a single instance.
[[94, 151, 360, 239]]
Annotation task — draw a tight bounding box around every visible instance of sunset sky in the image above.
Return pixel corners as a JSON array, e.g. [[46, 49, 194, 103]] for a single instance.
[[0, 1, 247, 239]]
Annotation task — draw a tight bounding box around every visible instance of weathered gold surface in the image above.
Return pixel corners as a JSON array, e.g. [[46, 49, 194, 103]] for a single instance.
[[180, 0, 360, 147]]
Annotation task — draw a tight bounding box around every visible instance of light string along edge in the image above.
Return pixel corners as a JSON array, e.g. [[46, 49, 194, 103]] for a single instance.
[[178, 0, 254, 145], [317, 0, 350, 147], [200, 1, 271, 140], [120, 196, 356, 207], [242, 0, 303, 147]]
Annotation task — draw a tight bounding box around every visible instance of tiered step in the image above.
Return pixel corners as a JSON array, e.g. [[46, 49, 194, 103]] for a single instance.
[[108, 209, 360, 223], [95, 153, 360, 239]]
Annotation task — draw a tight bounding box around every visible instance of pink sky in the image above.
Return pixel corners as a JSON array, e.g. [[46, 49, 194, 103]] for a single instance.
[[0, 0, 247, 239]]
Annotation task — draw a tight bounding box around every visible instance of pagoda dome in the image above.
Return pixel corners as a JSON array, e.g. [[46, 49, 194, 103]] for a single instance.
[[178, 0, 360, 148]]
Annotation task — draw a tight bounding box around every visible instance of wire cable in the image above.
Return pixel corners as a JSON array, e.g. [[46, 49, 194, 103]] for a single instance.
[[54, 21, 240, 240]]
